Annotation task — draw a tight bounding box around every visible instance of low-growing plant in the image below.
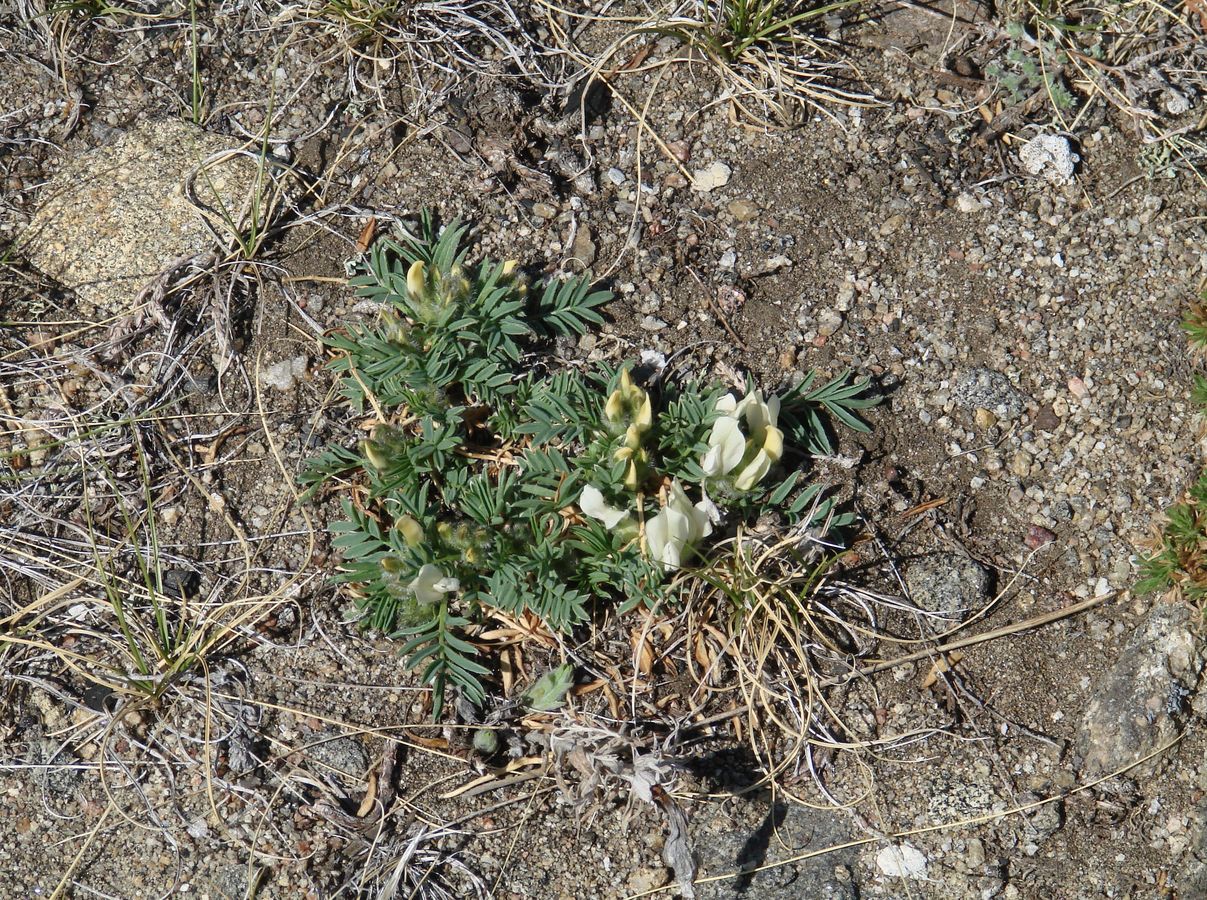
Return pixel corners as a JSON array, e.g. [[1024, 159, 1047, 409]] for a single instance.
[[986, 22, 1077, 112], [1136, 470, 1207, 600], [303, 213, 875, 713]]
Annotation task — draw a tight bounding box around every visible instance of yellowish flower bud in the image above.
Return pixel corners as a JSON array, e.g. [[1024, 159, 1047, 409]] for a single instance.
[[604, 368, 653, 437], [604, 389, 625, 426], [634, 391, 653, 432], [623, 459, 639, 491], [406, 260, 426, 300], [363, 439, 390, 471], [623, 423, 643, 451], [501, 260, 518, 277], [445, 265, 470, 302], [397, 515, 423, 547]]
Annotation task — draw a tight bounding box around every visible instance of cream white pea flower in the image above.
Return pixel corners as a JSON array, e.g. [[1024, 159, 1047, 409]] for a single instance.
[[645, 480, 714, 571], [704, 388, 785, 491], [579, 485, 631, 530], [702, 414, 745, 478], [409, 563, 460, 605]]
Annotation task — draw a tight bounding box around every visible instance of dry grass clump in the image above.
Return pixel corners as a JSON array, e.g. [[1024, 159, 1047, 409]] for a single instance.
[[675, 525, 942, 801], [269, 0, 555, 116], [0, 294, 313, 696], [0, 283, 314, 884], [539, 0, 877, 130]]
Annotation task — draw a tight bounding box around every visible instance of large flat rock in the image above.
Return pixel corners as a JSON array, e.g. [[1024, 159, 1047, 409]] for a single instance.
[[18, 119, 265, 317]]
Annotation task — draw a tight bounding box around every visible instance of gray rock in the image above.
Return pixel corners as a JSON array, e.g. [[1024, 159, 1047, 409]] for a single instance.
[[305, 729, 369, 789], [1020, 793, 1063, 846], [952, 369, 1028, 421], [17, 119, 271, 316], [817, 309, 844, 337], [1019, 133, 1079, 183], [926, 778, 996, 824], [695, 801, 857, 899], [1177, 809, 1207, 896], [260, 355, 309, 392], [209, 862, 264, 899], [569, 224, 597, 269], [905, 553, 992, 622], [1076, 603, 1200, 777]]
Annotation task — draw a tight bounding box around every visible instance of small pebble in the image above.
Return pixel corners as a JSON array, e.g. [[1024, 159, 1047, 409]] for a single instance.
[[691, 161, 731, 193], [727, 199, 758, 222], [1025, 525, 1057, 550], [956, 194, 980, 213], [879, 214, 905, 236]]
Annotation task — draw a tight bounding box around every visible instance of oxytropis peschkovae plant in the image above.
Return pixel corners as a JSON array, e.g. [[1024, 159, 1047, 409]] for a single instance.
[[302, 213, 876, 714]]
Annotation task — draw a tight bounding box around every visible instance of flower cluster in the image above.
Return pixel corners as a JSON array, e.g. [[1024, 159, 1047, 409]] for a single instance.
[[604, 369, 653, 490], [580, 374, 786, 572], [645, 480, 717, 571], [405, 258, 471, 324], [702, 389, 783, 492]]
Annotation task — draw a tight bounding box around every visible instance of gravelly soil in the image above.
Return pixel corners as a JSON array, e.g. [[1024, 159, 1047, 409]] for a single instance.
[[2, 1, 1207, 898]]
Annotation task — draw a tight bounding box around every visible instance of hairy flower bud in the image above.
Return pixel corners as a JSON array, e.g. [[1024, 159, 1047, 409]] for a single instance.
[[622, 458, 639, 490], [406, 260, 426, 301], [622, 422, 644, 451], [604, 390, 625, 426], [396, 515, 423, 548], [443, 265, 471, 305], [363, 439, 390, 471], [603, 368, 654, 443]]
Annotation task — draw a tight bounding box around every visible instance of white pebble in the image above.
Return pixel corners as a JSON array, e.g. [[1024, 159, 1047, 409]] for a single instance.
[[261, 356, 309, 392], [1019, 134, 1079, 183], [876, 844, 928, 879], [691, 161, 732, 193]]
